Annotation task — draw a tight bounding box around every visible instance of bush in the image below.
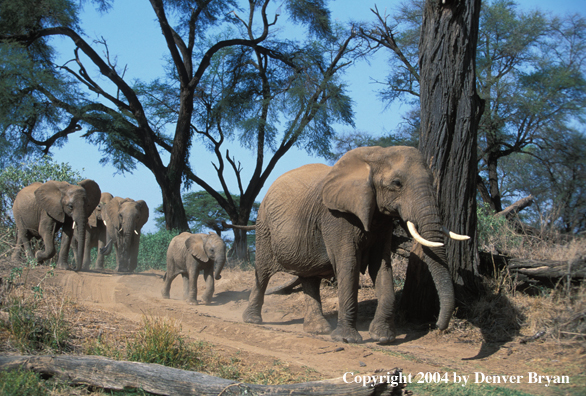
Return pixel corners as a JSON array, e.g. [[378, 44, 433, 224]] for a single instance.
[[477, 203, 523, 254], [0, 370, 49, 396], [136, 229, 181, 271], [0, 262, 71, 354]]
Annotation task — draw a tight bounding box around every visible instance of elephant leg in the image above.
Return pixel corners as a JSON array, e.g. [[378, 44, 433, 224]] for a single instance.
[[243, 233, 275, 324], [12, 228, 32, 262], [369, 259, 396, 344], [330, 251, 362, 343], [243, 268, 272, 324], [186, 267, 198, 305], [57, 224, 73, 269], [300, 277, 332, 334], [161, 270, 180, 299], [36, 219, 58, 265], [128, 235, 140, 273], [200, 265, 214, 305], [182, 274, 189, 300], [81, 228, 93, 271]]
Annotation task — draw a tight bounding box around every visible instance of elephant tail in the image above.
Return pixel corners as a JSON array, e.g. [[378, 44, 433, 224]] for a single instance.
[[163, 272, 167, 281]]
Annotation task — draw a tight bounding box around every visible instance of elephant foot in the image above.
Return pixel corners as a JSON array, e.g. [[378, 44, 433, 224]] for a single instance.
[[243, 306, 263, 324], [187, 298, 198, 305], [161, 289, 170, 299], [331, 326, 363, 343], [369, 320, 396, 344], [303, 314, 332, 334]]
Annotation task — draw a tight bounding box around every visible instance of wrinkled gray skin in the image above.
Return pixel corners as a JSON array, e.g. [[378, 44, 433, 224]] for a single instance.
[[243, 146, 456, 344], [12, 180, 101, 270], [101, 197, 149, 272], [161, 232, 227, 305], [72, 192, 113, 270]]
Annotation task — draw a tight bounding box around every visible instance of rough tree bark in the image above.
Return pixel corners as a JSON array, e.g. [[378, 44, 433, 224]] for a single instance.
[[400, 0, 484, 323]]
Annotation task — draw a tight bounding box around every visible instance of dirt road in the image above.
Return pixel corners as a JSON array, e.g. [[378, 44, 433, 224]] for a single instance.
[[44, 267, 583, 395]]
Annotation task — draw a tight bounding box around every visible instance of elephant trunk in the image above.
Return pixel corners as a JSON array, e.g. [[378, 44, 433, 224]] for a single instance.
[[404, 184, 455, 330], [214, 253, 226, 280], [118, 231, 133, 272], [73, 214, 87, 271]]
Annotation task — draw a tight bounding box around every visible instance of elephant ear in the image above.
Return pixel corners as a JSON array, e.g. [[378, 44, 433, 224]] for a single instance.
[[322, 148, 376, 232], [136, 200, 149, 230], [105, 197, 125, 231], [78, 179, 101, 216], [90, 193, 113, 227], [185, 234, 209, 263], [34, 181, 70, 223]]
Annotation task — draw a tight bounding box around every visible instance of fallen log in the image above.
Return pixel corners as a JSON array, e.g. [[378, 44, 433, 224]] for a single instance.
[[479, 252, 586, 286], [0, 355, 402, 396]]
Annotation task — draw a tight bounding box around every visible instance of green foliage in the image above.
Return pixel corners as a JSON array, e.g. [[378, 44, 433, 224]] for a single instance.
[[0, 370, 49, 396], [476, 203, 522, 254], [0, 156, 84, 228], [125, 316, 197, 370], [135, 229, 181, 272]]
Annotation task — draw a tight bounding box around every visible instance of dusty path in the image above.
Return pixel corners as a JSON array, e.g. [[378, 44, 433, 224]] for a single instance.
[[44, 267, 583, 395]]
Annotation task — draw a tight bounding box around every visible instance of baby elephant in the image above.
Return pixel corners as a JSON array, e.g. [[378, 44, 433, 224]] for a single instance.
[[161, 232, 226, 305]]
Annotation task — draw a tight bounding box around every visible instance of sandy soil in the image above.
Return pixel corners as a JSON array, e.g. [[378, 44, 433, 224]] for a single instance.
[[33, 266, 585, 395]]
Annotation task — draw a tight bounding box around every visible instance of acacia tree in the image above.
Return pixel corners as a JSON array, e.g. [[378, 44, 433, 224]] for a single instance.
[[0, 0, 363, 260], [476, 3, 586, 213]]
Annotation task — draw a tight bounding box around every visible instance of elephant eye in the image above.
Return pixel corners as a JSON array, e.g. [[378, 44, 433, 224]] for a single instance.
[[67, 203, 74, 209], [390, 179, 403, 189]]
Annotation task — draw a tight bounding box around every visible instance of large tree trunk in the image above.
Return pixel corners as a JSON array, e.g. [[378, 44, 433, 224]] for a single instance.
[[160, 180, 190, 232], [400, 0, 484, 323]]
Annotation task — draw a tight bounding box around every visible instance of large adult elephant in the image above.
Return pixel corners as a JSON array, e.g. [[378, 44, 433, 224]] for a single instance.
[[243, 146, 469, 344], [12, 180, 101, 270], [71, 192, 113, 270], [101, 197, 149, 272], [161, 231, 227, 305]]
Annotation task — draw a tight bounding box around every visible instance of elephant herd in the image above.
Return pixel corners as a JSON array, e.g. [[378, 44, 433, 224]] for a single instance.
[[11, 181, 149, 273], [11, 146, 470, 344]]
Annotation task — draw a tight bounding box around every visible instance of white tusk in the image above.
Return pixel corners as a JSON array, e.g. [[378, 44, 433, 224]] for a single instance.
[[72, 221, 76, 230], [442, 226, 470, 241], [103, 220, 107, 226], [134, 230, 139, 235], [407, 221, 444, 248]]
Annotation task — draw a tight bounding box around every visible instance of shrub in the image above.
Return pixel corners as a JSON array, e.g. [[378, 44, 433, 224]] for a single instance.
[[136, 229, 180, 271], [0, 370, 49, 396], [0, 262, 71, 354], [477, 203, 523, 254]]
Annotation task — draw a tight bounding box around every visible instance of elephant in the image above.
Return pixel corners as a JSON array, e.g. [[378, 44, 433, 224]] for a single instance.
[[100, 197, 149, 272], [12, 179, 102, 270], [242, 146, 469, 344], [71, 192, 113, 270], [161, 231, 227, 305]]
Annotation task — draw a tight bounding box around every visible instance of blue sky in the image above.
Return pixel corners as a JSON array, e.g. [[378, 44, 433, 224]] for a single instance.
[[51, 0, 586, 233]]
